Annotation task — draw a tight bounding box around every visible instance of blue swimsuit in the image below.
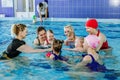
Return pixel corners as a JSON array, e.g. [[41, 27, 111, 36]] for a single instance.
[[83, 54, 106, 72], [50, 51, 68, 61]]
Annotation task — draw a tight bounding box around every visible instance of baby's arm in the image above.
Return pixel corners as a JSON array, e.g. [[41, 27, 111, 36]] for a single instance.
[[63, 47, 84, 52]]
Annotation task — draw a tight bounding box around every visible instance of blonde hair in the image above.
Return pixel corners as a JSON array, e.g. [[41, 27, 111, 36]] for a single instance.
[[11, 24, 26, 36], [64, 25, 74, 33], [64, 25, 76, 40]]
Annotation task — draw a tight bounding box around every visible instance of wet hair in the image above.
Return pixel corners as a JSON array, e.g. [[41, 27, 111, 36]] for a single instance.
[[37, 26, 46, 35], [12, 24, 26, 36], [47, 29, 53, 34], [39, 2, 43, 7], [52, 39, 64, 53]]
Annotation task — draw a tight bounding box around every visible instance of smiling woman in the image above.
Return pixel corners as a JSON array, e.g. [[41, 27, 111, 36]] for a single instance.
[[0, 24, 50, 60], [33, 26, 49, 46]]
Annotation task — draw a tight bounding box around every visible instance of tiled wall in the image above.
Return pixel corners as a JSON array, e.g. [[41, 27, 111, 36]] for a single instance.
[[0, 0, 120, 18], [0, 0, 14, 17], [48, 0, 120, 18]]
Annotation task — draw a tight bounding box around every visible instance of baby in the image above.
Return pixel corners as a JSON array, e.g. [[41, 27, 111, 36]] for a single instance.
[[74, 37, 84, 51], [75, 35, 106, 72], [64, 37, 84, 52]]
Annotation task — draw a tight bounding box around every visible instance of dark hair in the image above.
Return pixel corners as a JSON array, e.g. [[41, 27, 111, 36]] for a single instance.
[[53, 39, 64, 53], [37, 26, 46, 35], [39, 2, 43, 7], [47, 29, 53, 34]]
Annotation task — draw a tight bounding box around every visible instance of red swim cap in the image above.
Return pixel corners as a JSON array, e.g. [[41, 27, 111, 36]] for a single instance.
[[85, 19, 98, 29]]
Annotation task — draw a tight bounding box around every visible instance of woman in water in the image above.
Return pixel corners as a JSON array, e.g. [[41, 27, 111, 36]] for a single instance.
[[0, 24, 51, 60], [64, 25, 79, 48]]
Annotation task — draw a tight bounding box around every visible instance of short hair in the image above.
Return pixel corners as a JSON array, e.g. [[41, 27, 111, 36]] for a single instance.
[[37, 26, 46, 35], [47, 29, 54, 34], [52, 39, 64, 53], [39, 2, 43, 7]]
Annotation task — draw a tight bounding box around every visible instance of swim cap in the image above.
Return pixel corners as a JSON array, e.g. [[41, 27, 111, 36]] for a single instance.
[[85, 19, 98, 29], [85, 35, 100, 49]]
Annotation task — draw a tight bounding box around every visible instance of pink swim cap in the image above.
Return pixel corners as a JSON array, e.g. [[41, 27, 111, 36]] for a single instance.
[[85, 35, 100, 49], [85, 19, 98, 29]]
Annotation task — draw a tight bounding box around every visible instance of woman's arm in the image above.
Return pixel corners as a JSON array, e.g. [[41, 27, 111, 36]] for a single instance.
[[45, 8, 48, 19], [39, 13, 43, 22], [63, 48, 78, 51], [37, 5, 43, 22], [64, 47, 85, 52], [17, 44, 51, 53]]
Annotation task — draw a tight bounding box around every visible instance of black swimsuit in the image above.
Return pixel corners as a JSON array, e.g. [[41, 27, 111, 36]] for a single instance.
[[0, 38, 25, 59]]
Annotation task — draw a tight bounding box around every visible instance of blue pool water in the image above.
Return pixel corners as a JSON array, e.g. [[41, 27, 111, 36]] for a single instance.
[[0, 18, 120, 80]]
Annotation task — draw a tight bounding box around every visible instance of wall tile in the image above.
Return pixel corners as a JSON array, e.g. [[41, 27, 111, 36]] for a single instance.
[[0, 0, 120, 18]]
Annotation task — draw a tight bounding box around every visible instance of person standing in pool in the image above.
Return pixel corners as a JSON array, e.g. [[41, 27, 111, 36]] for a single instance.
[[37, 1, 49, 23], [0, 24, 51, 60], [85, 18, 111, 52]]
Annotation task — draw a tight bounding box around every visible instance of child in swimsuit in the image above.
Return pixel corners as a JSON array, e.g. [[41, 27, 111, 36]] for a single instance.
[[64, 37, 84, 52], [75, 35, 106, 72], [46, 39, 68, 61]]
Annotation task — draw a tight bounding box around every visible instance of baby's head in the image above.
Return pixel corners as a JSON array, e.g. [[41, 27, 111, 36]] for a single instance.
[[47, 30, 54, 42], [84, 35, 100, 50], [52, 39, 64, 54], [75, 37, 84, 48]]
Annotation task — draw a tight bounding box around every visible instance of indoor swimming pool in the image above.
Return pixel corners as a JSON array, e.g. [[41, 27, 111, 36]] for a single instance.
[[0, 18, 120, 80]]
